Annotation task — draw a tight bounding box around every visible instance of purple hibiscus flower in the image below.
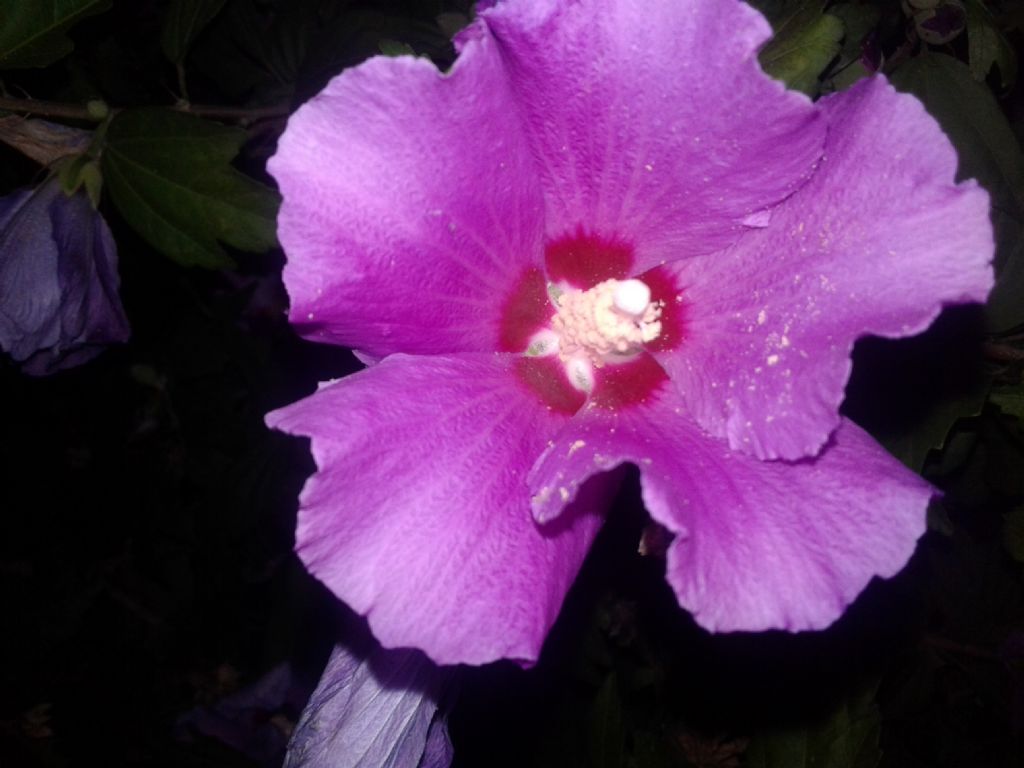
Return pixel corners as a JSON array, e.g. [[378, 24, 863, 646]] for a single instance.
[[285, 645, 452, 768], [176, 645, 451, 768], [0, 175, 129, 375], [266, 0, 994, 666]]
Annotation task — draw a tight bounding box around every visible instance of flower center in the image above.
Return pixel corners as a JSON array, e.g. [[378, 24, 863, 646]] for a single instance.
[[528, 278, 662, 392]]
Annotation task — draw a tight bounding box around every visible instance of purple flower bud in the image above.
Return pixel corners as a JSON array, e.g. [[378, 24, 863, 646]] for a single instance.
[[860, 31, 883, 74], [285, 644, 452, 768], [914, 0, 967, 45], [0, 176, 129, 375]]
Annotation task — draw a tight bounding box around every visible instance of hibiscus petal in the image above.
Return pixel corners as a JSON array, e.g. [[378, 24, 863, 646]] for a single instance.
[[268, 33, 544, 358], [657, 76, 994, 460], [482, 0, 824, 267], [529, 390, 932, 633], [267, 354, 611, 665]]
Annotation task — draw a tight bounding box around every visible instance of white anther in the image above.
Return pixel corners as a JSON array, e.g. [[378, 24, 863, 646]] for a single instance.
[[525, 329, 560, 357], [612, 279, 651, 318], [566, 356, 594, 393]]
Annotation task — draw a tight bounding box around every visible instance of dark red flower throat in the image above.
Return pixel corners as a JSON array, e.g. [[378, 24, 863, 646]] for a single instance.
[[499, 231, 685, 414]]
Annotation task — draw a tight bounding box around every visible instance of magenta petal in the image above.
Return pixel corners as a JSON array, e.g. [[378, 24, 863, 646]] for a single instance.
[[529, 392, 932, 633], [482, 0, 824, 266], [267, 354, 610, 665], [658, 76, 994, 460], [268, 34, 545, 358]]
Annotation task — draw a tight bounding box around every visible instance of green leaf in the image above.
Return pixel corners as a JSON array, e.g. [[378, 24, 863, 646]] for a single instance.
[[824, 2, 881, 91], [882, 379, 989, 472], [187, 1, 451, 103], [830, 2, 880, 62], [991, 386, 1024, 421], [436, 12, 471, 40], [161, 0, 228, 64], [891, 53, 1024, 333], [378, 38, 416, 57], [101, 108, 279, 269], [891, 53, 1024, 213], [965, 0, 1017, 92], [758, 1, 844, 95], [0, 0, 112, 69], [829, 58, 872, 92], [57, 154, 102, 207], [746, 683, 881, 768], [986, 234, 1024, 331]]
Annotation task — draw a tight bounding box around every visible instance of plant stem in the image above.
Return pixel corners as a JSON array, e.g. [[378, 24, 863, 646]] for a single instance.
[[0, 97, 291, 124], [0, 97, 94, 121], [184, 103, 292, 122]]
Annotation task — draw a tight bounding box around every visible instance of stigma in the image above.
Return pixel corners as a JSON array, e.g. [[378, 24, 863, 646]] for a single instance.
[[527, 278, 663, 393]]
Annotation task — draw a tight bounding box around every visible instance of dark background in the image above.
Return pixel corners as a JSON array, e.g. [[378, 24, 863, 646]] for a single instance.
[[1, 1, 1022, 766]]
